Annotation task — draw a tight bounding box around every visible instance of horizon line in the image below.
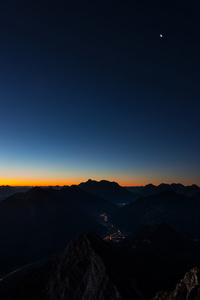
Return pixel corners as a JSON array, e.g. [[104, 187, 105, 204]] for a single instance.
[[0, 180, 199, 188]]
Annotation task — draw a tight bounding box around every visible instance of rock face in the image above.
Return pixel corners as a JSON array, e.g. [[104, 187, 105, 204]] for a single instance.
[[1, 231, 140, 300], [153, 268, 200, 300]]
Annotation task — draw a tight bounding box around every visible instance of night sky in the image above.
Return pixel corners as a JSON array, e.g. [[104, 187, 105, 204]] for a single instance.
[[0, 0, 199, 186]]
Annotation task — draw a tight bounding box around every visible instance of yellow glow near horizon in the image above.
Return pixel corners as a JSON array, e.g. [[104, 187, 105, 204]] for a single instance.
[[0, 178, 80, 187], [0, 176, 198, 187], [0, 169, 199, 187], [0, 176, 150, 187], [0, 172, 153, 187]]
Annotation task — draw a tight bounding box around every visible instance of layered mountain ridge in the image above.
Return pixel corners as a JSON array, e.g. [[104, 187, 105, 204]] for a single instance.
[[126, 183, 200, 198], [112, 191, 200, 238], [1, 179, 200, 299]]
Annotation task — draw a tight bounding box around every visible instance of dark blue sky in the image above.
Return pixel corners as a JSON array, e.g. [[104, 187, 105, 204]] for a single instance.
[[0, 0, 199, 185]]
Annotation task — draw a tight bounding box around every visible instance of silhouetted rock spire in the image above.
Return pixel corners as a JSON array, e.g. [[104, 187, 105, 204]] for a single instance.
[[1, 231, 141, 300]]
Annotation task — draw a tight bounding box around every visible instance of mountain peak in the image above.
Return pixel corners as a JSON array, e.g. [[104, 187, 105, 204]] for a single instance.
[[2, 231, 140, 300], [79, 179, 136, 203], [85, 179, 119, 186], [24, 186, 42, 196]]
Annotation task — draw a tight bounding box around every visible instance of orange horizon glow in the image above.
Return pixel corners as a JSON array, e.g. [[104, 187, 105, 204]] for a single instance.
[[0, 179, 81, 187], [0, 176, 147, 187], [0, 181, 144, 187], [0, 178, 199, 187]]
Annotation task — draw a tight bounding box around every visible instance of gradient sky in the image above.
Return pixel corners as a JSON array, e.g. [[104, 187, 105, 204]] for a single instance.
[[0, 0, 199, 186]]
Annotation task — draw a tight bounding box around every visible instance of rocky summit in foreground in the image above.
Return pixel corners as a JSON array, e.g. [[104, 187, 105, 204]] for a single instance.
[[153, 268, 200, 300], [1, 231, 141, 300]]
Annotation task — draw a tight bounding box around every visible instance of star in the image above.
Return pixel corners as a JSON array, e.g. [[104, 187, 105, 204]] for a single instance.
[[160, 34, 163, 38]]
